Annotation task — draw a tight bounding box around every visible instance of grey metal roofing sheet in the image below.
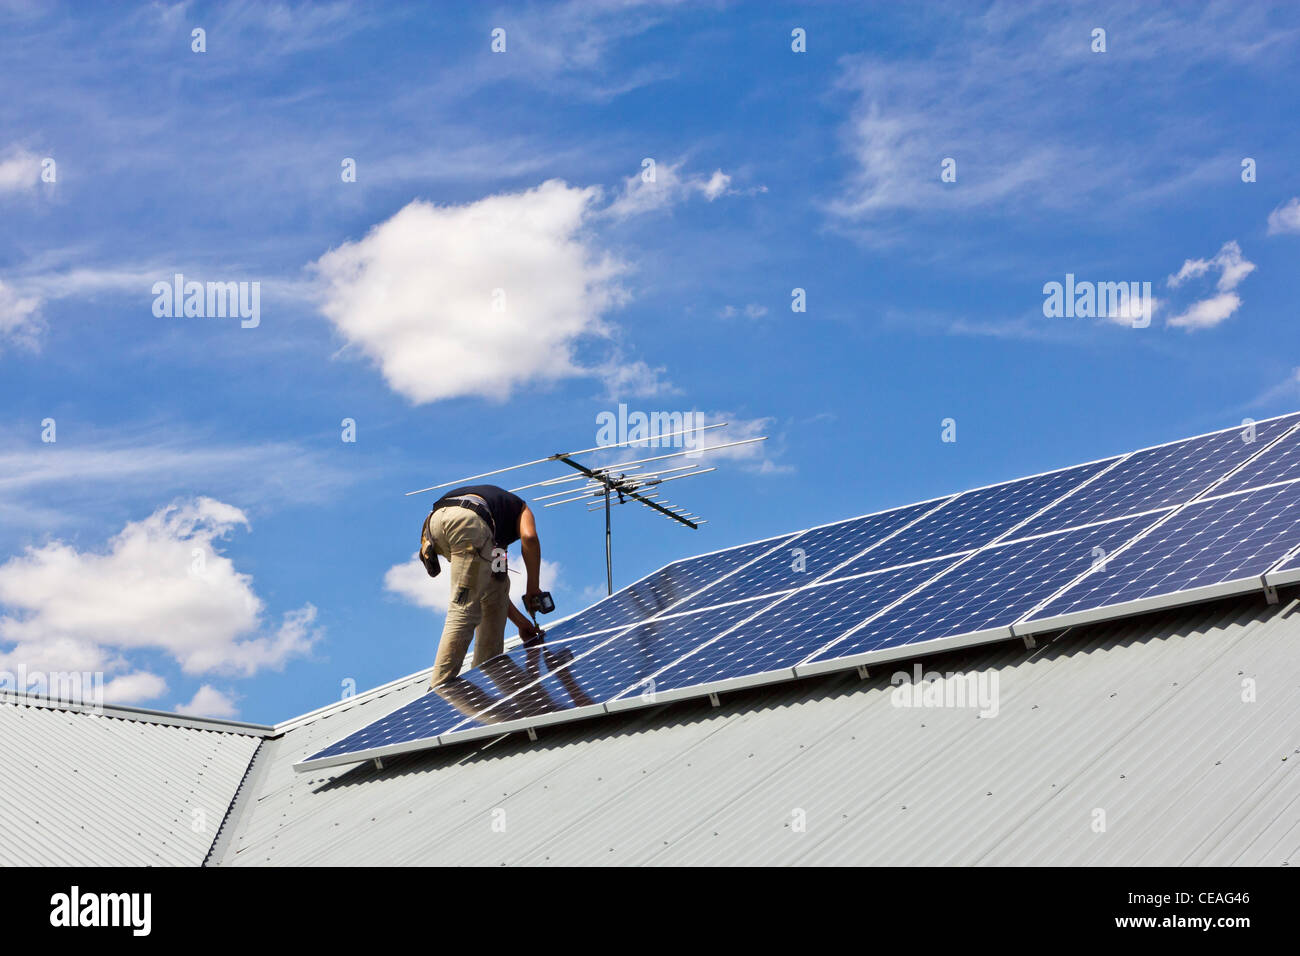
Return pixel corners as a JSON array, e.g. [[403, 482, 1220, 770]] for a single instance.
[[0, 701, 261, 866], [210, 590, 1300, 866]]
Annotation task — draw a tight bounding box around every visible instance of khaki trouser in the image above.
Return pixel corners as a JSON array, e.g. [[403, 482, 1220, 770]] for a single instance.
[[426, 506, 510, 687]]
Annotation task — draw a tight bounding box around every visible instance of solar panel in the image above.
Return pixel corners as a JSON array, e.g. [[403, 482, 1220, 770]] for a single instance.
[[1015, 415, 1299, 538], [1024, 479, 1300, 631], [1213, 422, 1300, 496], [798, 511, 1167, 676], [836, 459, 1114, 576], [1262, 534, 1300, 589], [297, 413, 1300, 773], [602, 556, 962, 707], [299, 666, 509, 769], [671, 498, 948, 613], [542, 535, 791, 635]]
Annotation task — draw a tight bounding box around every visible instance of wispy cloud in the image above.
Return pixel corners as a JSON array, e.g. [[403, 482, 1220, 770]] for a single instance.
[[1252, 366, 1300, 408], [0, 428, 364, 533], [718, 303, 768, 320], [589, 413, 786, 475], [1166, 240, 1255, 330], [0, 145, 40, 195], [479, 0, 687, 98], [596, 358, 680, 400], [603, 161, 734, 219], [0, 279, 42, 349], [1267, 197, 1300, 235], [829, 3, 1300, 240]]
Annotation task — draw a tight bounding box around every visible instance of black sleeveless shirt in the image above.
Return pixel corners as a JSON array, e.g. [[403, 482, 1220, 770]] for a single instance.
[[436, 484, 526, 548]]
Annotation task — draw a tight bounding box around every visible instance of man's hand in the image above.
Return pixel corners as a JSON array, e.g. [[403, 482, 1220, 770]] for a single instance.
[[518, 618, 545, 647]]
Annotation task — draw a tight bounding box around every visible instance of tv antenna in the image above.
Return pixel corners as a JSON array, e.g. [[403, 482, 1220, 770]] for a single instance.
[[406, 423, 766, 595]]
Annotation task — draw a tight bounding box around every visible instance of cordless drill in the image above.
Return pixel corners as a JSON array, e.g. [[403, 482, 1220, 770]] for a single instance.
[[523, 591, 555, 646]]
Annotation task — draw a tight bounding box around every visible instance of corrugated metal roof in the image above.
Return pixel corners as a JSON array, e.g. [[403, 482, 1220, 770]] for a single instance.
[[0, 700, 262, 866], [210, 591, 1300, 866]]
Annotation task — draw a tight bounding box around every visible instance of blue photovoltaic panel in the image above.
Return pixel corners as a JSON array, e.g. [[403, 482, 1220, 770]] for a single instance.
[[1213, 423, 1300, 496], [1028, 480, 1300, 623], [1016, 415, 1300, 537], [443, 603, 747, 731], [543, 536, 784, 634], [613, 557, 960, 698], [527, 614, 620, 644], [671, 500, 944, 613], [304, 628, 642, 765], [1270, 541, 1300, 576], [836, 460, 1114, 577], [804, 510, 1167, 664], [302, 664, 521, 763]]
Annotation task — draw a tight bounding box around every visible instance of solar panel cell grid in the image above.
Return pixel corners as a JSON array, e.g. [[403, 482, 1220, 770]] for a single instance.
[[618, 557, 960, 699], [837, 460, 1114, 577], [552, 536, 783, 632], [303, 670, 499, 762], [1029, 480, 1300, 622], [806, 510, 1167, 665], [1213, 424, 1300, 496], [672, 500, 943, 613], [1016, 415, 1299, 538]]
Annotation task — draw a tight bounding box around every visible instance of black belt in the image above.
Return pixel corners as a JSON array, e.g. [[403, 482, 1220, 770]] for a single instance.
[[431, 496, 497, 539]]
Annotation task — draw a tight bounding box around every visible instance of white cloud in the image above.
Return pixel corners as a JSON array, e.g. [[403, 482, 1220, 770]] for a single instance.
[[102, 671, 168, 705], [1267, 197, 1300, 235], [384, 555, 448, 612], [1166, 292, 1243, 331], [0, 279, 43, 349], [1166, 241, 1255, 330], [175, 684, 239, 719], [604, 162, 733, 219], [702, 415, 788, 474], [313, 179, 626, 404], [700, 169, 731, 201], [0, 147, 40, 195], [0, 498, 319, 684]]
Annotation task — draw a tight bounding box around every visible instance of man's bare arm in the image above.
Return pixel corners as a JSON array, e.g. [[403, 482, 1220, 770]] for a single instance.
[[519, 504, 542, 601]]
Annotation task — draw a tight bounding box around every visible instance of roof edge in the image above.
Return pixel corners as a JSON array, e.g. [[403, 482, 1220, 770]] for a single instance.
[[0, 690, 276, 736]]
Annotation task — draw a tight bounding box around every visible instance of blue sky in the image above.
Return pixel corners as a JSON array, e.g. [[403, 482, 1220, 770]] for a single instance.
[[2, 0, 1299, 724]]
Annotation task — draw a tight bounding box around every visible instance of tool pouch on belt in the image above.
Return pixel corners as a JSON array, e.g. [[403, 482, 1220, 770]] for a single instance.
[[419, 513, 440, 578]]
